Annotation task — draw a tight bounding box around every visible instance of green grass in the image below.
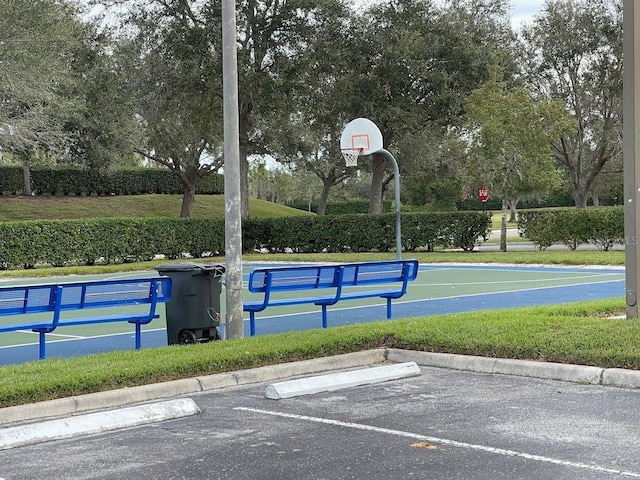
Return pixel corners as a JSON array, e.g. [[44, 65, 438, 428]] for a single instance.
[[0, 298, 631, 408], [0, 194, 312, 221]]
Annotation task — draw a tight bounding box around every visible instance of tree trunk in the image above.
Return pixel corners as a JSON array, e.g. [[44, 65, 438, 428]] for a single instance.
[[239, 140, 249, 220], [239, 102, 252, 220], [22, 164, 32, 196], [316, 180, 332, 216], [591, 186, 600, 207], [573, 188, 589, 208], [180, 185, 195, 218], [500, 198, 508, 252], [508, 199, 518, 223], [368, 154, 386, 214]]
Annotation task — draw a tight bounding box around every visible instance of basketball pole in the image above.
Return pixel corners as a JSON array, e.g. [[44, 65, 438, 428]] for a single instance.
[[377, 149, 402, 260]]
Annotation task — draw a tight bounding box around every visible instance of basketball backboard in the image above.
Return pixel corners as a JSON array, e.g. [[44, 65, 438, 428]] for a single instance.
[[340, 118, 383, 156]]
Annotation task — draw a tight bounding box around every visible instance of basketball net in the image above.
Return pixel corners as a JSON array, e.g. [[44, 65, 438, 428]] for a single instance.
[[341, 148, 363, 167]]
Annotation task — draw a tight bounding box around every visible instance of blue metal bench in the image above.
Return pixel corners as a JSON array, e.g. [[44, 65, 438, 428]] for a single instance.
[[243, 260, 419, 336], [0, 277, 172, 360]]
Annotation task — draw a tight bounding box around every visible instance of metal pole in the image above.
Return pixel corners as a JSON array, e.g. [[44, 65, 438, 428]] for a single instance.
[[222, 0, 244, 338], [624, 0, 640, 319], [379, 149, 402, 260]]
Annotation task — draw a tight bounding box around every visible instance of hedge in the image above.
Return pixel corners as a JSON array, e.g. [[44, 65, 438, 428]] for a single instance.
[[0, 166, 224, 196], [517, 207, 624, 251], [0, 212, 491, 269]]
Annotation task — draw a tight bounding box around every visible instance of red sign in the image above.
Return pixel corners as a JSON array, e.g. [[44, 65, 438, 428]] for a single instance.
[[478, 186, 489, 203]]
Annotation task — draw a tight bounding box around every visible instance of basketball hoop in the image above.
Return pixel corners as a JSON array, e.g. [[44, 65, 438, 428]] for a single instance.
[[341, 148, 362, 167]]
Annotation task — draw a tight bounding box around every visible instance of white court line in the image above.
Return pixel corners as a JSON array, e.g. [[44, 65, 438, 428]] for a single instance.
[[10, 330, 86, 339], [415, 273, 623, 287], [235, 407, 640, 478], [0, 328, 166, 350]]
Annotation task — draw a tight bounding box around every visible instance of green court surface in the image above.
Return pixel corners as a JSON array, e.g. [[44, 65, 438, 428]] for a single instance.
[[0, 264, 625, 349]]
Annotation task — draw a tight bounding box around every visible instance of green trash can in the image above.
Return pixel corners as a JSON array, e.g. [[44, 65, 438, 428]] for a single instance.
[[155, 262, 225, 345]]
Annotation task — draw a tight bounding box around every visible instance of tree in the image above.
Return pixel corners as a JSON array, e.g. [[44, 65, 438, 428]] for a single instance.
[[464, 72, 574, 251], [519, 0, 622, 208], [117, 0, 349, 218], [0, 0, 86, 193], [122, 11, 224, 217], [240, 0, 358, 215], [346, 0, 515, 213], [63, 30, 144, 171]]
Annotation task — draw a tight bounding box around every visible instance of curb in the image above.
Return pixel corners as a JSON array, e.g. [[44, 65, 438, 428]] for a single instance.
[[0, 399, 200, 451], [3, 349, 640, 427], [264, 362, 421, 399], [0, 349, 386, 426], [386, 350, 605, 385]]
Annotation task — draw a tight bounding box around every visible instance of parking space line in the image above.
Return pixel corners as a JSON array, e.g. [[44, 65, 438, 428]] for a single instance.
[[235, 407, 640, 478]]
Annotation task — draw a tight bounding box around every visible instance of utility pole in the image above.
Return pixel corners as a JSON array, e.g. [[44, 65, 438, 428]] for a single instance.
[[222, 0, 244, 338]]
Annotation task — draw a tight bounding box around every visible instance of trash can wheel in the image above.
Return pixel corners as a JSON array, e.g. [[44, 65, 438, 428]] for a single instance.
[[178, 329, 198, 345]]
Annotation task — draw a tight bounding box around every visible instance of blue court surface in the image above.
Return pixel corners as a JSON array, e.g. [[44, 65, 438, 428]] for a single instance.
[[0, 263, 625, 366]]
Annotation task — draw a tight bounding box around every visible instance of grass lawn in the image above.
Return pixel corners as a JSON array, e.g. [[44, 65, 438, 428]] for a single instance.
[[0, 194, 312, 221]]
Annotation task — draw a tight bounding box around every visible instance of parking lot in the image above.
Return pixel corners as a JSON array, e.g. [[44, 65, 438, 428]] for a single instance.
[[1, 361, 640, 480]]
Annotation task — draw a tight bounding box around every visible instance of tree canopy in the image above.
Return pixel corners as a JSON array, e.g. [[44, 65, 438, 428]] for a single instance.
[[464, 71, 575, 249]]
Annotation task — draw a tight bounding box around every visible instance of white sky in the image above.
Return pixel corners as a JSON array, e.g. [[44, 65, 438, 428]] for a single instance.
[[510, 0, 546, 29], [353, 0, 546, 28]]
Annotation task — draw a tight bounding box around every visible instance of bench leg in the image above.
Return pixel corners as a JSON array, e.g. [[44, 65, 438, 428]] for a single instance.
[[135, 324, 142, 350], [386, 298, 392, 319], [250, 312, 256, 336], [39, 332, 46, 360], [322, 305, 328, 329]]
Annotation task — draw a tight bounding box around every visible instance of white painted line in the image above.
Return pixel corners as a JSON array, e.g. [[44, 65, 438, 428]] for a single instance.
[[235, 407, 640, 478], [0, 328, 167, 350], [264, 362, 421, 399], [0, 398, 200, 451]]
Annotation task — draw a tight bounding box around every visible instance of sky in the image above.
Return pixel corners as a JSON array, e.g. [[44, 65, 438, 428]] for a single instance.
[[510, 0, 546, 29], [352, 1, 547, 29]]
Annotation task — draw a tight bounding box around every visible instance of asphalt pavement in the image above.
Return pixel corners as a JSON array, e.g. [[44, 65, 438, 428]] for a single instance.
[[2, 350, 640, 479]]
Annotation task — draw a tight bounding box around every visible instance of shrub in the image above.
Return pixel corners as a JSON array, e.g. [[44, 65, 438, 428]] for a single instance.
[[0, 212, 491, 269], [518, 207, 623, 251]]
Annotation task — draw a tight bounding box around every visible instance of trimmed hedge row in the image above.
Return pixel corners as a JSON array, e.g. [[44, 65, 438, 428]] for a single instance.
[[0, 166, 224, 196], [0, 218, 226, 269], [0, 212, 490, 269], [517, 207, 624, 251]]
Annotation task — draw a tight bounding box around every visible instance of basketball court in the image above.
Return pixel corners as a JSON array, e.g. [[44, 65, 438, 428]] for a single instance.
[[0, 263, 625, 366]]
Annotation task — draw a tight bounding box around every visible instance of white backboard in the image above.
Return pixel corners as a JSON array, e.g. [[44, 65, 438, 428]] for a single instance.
[[340, 118, 383, 156]]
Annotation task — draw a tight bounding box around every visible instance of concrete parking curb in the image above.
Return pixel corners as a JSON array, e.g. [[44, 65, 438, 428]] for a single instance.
[[0, 349, 386, 426], [264, 362, 421, 399], [0, 399, 200, 451], [386, 349, 606, 385], [3, 348, 640, 428]]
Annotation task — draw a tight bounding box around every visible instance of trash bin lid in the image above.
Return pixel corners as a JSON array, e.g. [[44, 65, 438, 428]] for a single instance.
[[193, 263, 226, 275], [155, 262, 226, 275], [155, 262, 202, 273]]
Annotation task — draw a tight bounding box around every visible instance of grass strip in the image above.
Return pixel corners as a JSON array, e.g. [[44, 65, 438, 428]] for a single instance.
[[0, 250, 625, 280], [0, 298, 630, 408]]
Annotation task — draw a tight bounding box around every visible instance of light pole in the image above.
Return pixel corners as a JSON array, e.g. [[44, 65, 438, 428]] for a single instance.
[[222, 0, 244, 338]]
